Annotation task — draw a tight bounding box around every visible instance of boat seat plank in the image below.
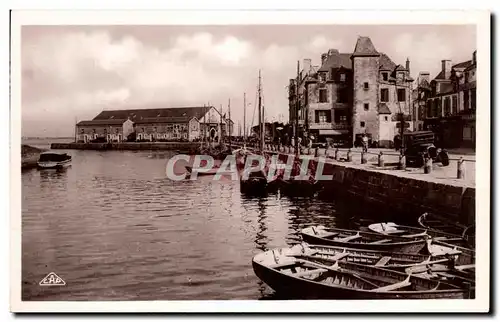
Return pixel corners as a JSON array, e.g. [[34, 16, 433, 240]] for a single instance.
[[372, 276, 411, 292], [330, 252, 349, 261], [403, 232, 427, 238], [368, 239, 392, 245], [335, 234, 362, 243], [374, 256, 392, 267], [291, 268, 327, 278]]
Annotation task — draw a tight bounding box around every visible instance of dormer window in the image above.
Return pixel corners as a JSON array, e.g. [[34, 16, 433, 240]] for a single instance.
[[319, 73, 327, 82], [382, 72, 388, 81]]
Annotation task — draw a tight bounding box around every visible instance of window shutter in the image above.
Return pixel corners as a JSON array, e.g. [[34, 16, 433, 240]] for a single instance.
[[315, 111, 319, 123]]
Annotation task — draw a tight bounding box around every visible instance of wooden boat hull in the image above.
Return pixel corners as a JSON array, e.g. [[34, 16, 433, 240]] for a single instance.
[[285, 243, 451, 271], [252, 248, 472, 299], [37, 159, 71, 169], [426, 239, 475, 266], [302, 226, 426, 254], [367, 222, 466, 243], [418, 213, 475, 247]]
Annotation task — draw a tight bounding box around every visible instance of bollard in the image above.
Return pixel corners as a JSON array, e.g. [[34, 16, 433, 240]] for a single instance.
[[457, 157, 465, 179], [378, 151, 385, 167], [361, 151, 367, 164], [335, 148, 339, 161], [347, 149, 352, 162], [398, 154, 406, 170], [315, 147, 319, 157], [424, 155, 432, 174]]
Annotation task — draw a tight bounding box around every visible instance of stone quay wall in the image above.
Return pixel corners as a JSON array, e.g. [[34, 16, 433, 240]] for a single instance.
[[274, 152, 474, 226]]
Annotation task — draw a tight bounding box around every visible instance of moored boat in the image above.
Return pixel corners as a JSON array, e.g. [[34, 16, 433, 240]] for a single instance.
[[426, 238, 475, 266], [301, 225, 426, 254], [252, 246, 473, 299], [276, 243, 452, 272], [37, 152, 72, 169], [418, 212, 475, 246], [367, 222, 467, 244]]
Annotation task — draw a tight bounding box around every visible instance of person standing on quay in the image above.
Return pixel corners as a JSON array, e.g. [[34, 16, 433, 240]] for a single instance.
[[362, 133, 369, 153]]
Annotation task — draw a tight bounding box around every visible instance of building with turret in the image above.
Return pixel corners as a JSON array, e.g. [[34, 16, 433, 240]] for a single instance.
[[288, 36, 414, 148]]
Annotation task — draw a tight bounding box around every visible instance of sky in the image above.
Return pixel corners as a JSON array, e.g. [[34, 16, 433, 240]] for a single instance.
[[21, 24, 476, 137]]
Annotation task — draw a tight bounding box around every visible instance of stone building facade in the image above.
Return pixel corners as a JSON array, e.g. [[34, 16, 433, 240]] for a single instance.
[[422, 51, 476, 148], [76, 106, 233, 143], [288, 36, 413, 148]]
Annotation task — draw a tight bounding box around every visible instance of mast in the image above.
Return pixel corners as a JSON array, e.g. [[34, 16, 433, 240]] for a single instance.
[[74, 115, 77, 143], [219, 104, 223, 144], [203, 104, 206, 144], [258, 69, 264, 152], [228, 98, 231, 149], [295, 60, 300, 156], [243, 92, 247, 143]]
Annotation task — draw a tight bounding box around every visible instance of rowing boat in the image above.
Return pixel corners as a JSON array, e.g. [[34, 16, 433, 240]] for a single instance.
[[367, 222, 466, 243], [418, 212, 475, 246], [301, 226, 426, 254], [252, 246, 473, 299], [426, 238, 475, 266], [277, 243, 452, 271]]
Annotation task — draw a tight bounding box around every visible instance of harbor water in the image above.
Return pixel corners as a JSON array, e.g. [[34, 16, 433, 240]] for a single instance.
[[21, 140, 389, 300]]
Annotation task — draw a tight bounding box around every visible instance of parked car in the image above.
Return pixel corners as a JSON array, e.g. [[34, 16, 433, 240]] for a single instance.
[[403, 131, 450, 167]]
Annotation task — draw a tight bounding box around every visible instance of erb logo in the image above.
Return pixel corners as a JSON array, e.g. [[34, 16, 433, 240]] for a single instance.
[[39, 272, 66, 286]]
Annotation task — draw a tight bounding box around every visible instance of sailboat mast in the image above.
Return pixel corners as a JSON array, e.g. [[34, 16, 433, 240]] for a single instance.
[[228, 98, 231, 149], [295, 60, 300, 156], [258, 69, 264, 152], [243, 92, 246, 143]]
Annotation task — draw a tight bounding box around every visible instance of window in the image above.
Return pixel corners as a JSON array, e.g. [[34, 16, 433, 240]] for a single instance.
[[444, 97, 451, 116], [384, 116, 389, 121], [451, 95, 457, 114], [319, 88, 328, 103], [319, 73, 327, 82], [471, 89, 476, 111], [360, 121, 365, 127], [364, 103, 369, 111], [142, 127, 145, 132], [364, 82, 369, 90], [334, 110, 348, 123], [315, 110, 331, 123], [340, 73, 346, 82], [380, 88, 389, 102], [337, 88, 348, 103], [397, 88, 406, 102], [382, 72, 388, 81]]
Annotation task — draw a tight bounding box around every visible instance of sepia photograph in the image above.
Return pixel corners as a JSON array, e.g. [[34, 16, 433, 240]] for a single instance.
[[10, 9, 490, 313]]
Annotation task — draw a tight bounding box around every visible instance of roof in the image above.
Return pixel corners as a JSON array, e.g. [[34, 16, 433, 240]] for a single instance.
[[92, 106, 212, 121], [378, 103, 392, 115], [352, 36, 380, 57], [134, 116, 197, 124], [318, 52, 352, 72], [77, 119, 127, 126], [434, 60, 473, 80], [379, 53, 396, 70]]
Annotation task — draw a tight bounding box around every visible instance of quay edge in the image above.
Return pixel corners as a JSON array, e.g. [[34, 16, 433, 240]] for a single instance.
[[273, 152, 475, 226]]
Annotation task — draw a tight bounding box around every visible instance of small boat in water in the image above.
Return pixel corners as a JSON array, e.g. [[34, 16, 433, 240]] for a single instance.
[[37, 152, 72, 169], [301, 226, 426, 254], [418, 212, 475, 246], [252, 245, 473, 299], [367, 222, 466, 243], [277, 243, 451, 271], [426, 238, 475, 266]]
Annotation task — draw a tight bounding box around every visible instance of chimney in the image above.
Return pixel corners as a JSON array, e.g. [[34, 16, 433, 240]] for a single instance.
[[406, 57, 410, 75], [441, 59, 452, 79], [303, 58, 312, 74], [418, 72, 430, 85], [321, 53, 328, 64], [473, 50, 477, 65]]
